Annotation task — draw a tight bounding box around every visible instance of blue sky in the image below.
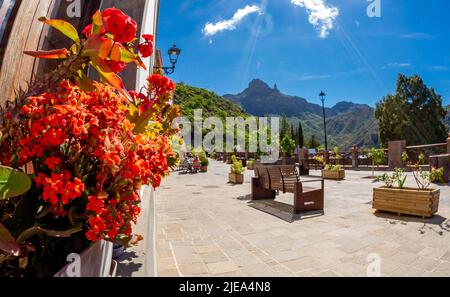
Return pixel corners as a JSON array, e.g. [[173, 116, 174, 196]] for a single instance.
[[157, 0, 450, 107]]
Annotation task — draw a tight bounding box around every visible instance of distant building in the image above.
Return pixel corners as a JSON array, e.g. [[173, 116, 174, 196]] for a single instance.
[[0, 0, 161, 107]]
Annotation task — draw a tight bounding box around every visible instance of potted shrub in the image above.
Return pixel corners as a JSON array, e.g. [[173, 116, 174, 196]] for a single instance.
[[322, 164, 346, 180], [316, 150, 345, 180], [247, 159, 255, 170], [199, 151, 209, 173], [368, 148, 386, 178], [280, 135, 295, 158], [373, 155, 443, 218], [229, 156, 244, 184], [0, 9, 179, 277]]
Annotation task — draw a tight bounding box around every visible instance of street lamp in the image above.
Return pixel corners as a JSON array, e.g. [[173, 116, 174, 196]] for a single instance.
[[155, 44, 181, 75], [319, 91, 328, 154]]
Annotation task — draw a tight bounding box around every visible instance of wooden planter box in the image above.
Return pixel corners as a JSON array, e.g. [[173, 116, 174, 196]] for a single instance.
[[229, 173, 244, 184], [322, 169, 345, 180], [200, 165, 208, 173], [373, 187, 440, 218]]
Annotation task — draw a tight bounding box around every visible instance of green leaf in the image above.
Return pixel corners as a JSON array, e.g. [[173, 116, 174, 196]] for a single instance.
[[75, 70, 96, 92], [0, 166, 32, 200], [92, 10, 104, 35], [39, 17, 80, 44], [0, 222, 20, 256], [113, 235, 133, 248], [16, 225, 82, 244]]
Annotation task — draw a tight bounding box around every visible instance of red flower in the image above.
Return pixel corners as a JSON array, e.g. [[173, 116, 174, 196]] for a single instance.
[[129, 91, 147, 102], [82, 24, 105, 38], [147, 74, 175, 99], [102, 8, 137, 44], [138, 43, 153, 58], [44, 156, 62, 170], [106, 60, 126, 73], [142, 34, 153, 43]]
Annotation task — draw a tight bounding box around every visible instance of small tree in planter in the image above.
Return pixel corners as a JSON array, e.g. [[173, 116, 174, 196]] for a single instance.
[[316, 152, 345, 180], [247, 159, 255, 171], [373, 163, 443, 218], [199, 151, 209, 173], [280, 135, 295, 157], [229, 156, 245, 184], [368, 148, 385, 178], [322, 164, 345, 180]]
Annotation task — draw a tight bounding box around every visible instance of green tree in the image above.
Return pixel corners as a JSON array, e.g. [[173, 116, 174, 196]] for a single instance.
[[280, 115, 289, 140], [280, 135, 296, 156], [297, 121, 304, 148], [290, 124, 295, 139], [306, 135, 320, 149], [375, 74, 448, 146], [368, 148, 385, 178]]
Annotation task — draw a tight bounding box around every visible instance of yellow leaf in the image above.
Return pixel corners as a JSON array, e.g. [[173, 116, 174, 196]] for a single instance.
[[39, 17, 80, 44]]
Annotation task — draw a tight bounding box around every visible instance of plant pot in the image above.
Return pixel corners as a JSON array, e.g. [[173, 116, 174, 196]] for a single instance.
[[229, 173, 244, 184], [373, 187, 440, 218], [200, 165, 208, 173], [247, 163, 254, 170], [322, 169, 345, 180]]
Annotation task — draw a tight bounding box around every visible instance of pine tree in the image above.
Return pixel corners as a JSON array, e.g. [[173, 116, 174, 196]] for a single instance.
[[297, 121, 304, 148], [375, 74, 448, 146], [306, 135, 320, 149], [280, 115, 289, 140]]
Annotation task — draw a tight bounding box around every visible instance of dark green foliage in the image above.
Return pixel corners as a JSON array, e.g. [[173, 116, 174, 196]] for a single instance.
[[306, 135, 321, 149], [375, 74, 448, 146], [174, 83, 248, 121], [297, 121, 304, 148], [280, 135, 296, 156]]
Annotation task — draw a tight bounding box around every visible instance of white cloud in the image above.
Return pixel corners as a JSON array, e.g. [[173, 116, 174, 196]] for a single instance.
[[202, 5, 262, 37], [291, 0, 339, 38]]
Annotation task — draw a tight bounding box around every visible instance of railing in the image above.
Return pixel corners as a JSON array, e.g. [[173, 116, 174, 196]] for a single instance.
[[210, 136, 450, 172], [405, 143, 447, 164]]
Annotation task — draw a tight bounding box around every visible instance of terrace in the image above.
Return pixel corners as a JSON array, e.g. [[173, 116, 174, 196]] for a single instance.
[[154, 160, 450, 277]]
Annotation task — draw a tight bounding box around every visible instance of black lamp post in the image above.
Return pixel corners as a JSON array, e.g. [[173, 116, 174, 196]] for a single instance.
[[155, 44, 181, 75], [319, 91, 328, 154]]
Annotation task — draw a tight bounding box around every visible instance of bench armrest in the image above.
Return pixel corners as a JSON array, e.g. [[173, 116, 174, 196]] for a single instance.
[[301, 179, 324, 183]]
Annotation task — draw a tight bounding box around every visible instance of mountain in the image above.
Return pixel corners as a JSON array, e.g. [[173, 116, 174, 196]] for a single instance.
[[224, 79, 379, 148], [174, 83, 249, 121], [223, 79, 370, 118]]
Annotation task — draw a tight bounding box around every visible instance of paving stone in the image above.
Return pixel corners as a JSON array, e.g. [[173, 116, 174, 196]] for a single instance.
[[206, 261, 239, 275]]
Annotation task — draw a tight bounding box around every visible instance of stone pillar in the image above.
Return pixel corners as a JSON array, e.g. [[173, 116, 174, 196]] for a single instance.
[[298, 148, 310, 175], [298, 148, 309, 164], [351, 145, 359, 168], [388, 140, 406, 169]]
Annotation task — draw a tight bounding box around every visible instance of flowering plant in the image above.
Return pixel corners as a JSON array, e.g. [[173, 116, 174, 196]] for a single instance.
[[230, 156, 245, 175], [0, 8, 179, 276]]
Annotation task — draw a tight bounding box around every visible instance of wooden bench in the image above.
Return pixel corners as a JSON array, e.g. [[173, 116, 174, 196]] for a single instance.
[[252, 165, 324, 214]]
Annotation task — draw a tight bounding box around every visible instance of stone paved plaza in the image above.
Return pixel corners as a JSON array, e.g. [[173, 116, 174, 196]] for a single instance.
[[155, 160, 450, 277]]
